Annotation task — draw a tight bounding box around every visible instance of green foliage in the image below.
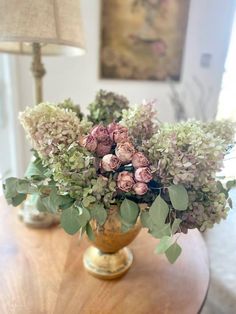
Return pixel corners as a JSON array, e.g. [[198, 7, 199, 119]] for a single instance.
[[60, 205, 90, 235], [155, 236, 172, 254], [165, 242, 182, 264], [89, 203, 107, 226], [171, 218, 182, 234], [86, 223, 95, 241], [120, 199, 140, 225], [3, 177, 27, 206], [226, 180, 236, 191], [168, 184, 189, 210], [88, 90, 129, 124], [149, 195, 169, 226]]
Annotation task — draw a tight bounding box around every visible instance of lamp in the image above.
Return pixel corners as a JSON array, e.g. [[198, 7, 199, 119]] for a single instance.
[[0, 0, 85, 227], [0, 0, 85, 104]]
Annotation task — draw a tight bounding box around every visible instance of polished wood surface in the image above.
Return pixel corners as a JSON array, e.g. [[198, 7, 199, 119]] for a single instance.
[[0, 197, 209, 314]]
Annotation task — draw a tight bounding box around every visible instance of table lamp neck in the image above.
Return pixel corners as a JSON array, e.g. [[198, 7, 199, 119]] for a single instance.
[[31, 43, 46, 105]]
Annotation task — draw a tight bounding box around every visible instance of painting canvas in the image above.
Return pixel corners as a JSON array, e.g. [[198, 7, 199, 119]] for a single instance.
[[100, 0, 190, 81]]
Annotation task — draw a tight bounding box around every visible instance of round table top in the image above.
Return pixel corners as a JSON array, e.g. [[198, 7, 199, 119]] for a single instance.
[[0, 197, 209, 314]]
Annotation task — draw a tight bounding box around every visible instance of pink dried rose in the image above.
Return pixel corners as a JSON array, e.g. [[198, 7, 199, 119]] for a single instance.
[[117, 171, 135, 192], [133, 182, 148, 195], [108, 122, 129, 143], [101, 154, 121, 172], [107, 122, 118, 137], [91, 125, 109, 142], [81, 134, 97, 152], [134, 167, 152, 183], [96, 137, 112, 157], [132, 152, 149, 168], [115, 142, 136, 164]]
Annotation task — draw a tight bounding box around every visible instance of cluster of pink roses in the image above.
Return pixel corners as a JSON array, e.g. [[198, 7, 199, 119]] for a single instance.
[[82, 123, 153, 195]]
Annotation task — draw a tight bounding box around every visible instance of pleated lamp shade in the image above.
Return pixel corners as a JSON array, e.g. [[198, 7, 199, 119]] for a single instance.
[[0, 0, 85, 56]]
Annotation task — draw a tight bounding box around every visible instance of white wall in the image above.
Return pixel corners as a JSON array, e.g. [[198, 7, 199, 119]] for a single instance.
[[11, 0, 236, 173], [0, 55, 25, 177]]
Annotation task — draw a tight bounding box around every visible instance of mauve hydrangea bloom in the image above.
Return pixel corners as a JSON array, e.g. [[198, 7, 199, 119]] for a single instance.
[[179, 181, 229, 232], [146, 121, 227, 187], [120, 100, 158, 146], [19, 102, 83, 158]]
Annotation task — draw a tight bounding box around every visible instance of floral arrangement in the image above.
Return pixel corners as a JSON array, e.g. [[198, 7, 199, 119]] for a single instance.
[[3, 92, 236, 263]]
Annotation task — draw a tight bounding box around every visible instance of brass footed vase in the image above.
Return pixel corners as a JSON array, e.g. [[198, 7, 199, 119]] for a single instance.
[[83, 204, 143, 280]]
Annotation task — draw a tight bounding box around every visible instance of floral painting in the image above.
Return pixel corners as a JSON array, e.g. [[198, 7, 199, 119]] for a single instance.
[[100, 0, 190, 81]]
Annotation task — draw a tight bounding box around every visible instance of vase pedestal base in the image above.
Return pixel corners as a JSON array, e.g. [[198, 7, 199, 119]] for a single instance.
[[83, 246, 133, 280]]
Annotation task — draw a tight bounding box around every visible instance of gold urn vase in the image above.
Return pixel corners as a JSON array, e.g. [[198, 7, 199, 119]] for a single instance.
[[83, 204, 144, 280]]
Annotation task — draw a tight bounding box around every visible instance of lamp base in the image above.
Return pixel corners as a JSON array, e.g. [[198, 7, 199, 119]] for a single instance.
[[83, 246, 133, 280]]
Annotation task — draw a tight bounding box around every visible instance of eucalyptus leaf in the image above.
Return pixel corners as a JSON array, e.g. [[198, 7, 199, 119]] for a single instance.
[[171, 218, 182, 234], [11, 193, 27, 206], [155, 236, 172, 254], [25, 159, 46, 179], [228, 197, 233, 209], [149, 195, 169, 227], [16, 179, 37, 194], [36, 196, 48, 212], [60, 207, 81, 235], [120, 198, 140, 225], [121, 220, 134, 233], [168, 184, 189, 211], [140, 211, 153, 229], [3, 177, 19, 199], [90, 205, 107, 226], [77, 207, 91, 228], [86, 223, 95, 241], [150, 223, 171, 238], [165, 242, 182, 264], [226, 180, 236, 191]]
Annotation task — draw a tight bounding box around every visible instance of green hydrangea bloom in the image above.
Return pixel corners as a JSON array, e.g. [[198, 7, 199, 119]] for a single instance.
[[146, 121, 226, 187], [88, 90, 129, 124], [19, 102, 83, 158]]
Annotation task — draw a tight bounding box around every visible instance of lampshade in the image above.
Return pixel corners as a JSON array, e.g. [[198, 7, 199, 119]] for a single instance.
[[0, 0, 85, 56]]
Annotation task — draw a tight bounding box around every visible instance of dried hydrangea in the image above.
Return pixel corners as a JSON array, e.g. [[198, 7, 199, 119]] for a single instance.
[[179, 181, 229, 232], [19, 102, 83, 158], [57, 98, 83, 120], [202, 120, 236, 147], [120, 100, 159, 146], [88, 90, 129, 124], [146, 121, 226, 187]]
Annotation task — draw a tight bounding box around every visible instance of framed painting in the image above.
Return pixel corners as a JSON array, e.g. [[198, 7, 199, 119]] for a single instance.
[[100, 0, 190, 81]]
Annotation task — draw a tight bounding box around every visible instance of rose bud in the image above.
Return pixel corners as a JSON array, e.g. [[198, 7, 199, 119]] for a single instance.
[[132, 152, 149, 168], [81, 134, 97, 152], [108, 122, 129, 143], [91, 125, 109, 142], [134, 167, 153, 183], [133, 182, 148, 195], [96, 137, 112, 157], [101, 154, 121, 172], [113, 127, 129, 143], [107, 122, 119, 138], [117, 171, 135, 192], [115, 142, 136, 164]]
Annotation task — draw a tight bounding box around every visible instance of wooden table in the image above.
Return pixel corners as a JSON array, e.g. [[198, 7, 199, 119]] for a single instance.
[[0, 197, 209, 314]]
